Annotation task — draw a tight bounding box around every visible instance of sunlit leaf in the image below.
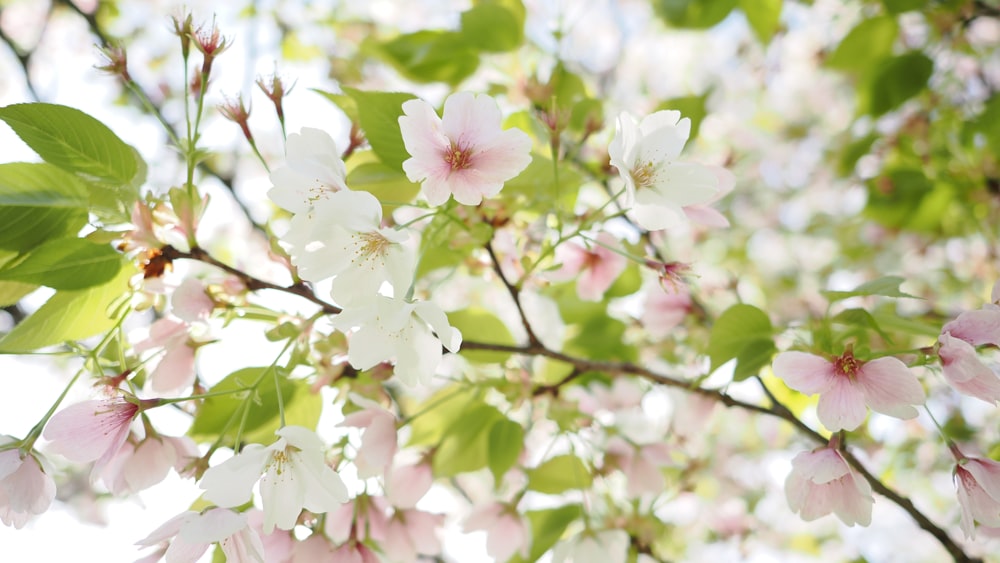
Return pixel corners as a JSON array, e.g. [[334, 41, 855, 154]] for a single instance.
[[342, 88, 416, 171], [0, 238, 123, 290], [707, 304, 776, 381], [526, 454, 593, 494]]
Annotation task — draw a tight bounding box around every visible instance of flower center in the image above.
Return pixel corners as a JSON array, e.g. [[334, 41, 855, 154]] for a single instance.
[[631, 162, 656, 189], [443, 142, 473, 171], [835, 352, 860, 380], [352, 231, 391, 268]]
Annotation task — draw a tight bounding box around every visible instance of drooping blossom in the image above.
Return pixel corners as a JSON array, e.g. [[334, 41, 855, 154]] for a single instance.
[[380, 508, 445, 562], [950, 444, 1000, 539], [100, 433, 199, 495], [135, 508, 264, 563], [246, 509, 294, 563], [463, 502, 531, 562], [279, 189, 414, 304], [43, 398, 141, 477], [324, 494, 390, 545], [604, 436, 674, 498], [399, 91, 532, 206], [171, 277, 215, 323], [608, 110, 728, 231], [332, 296, 462, 386], [548, 232, 627, 301], [289, 534, 337, 562], [331, 541, 380, 563], [268, 128, 349, 214], [551, 529, 629, 563], [199, 425, 349, 533], [385, 461, 433, 509], [133, 317, 199, 395], [0, 438, 56, 529], [941, 305, 1000, 347], [785, 440, 873, 527], [339, 395, 398, 479], [772, 349, 925, 432], [937, 332, 1000, 404]]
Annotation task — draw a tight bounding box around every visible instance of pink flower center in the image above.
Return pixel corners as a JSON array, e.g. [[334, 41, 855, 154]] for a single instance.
[[443, 143, 473, 171], [834, 352, 860, 380]]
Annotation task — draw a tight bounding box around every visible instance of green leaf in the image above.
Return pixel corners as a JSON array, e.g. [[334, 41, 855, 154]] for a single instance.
[[826, 16, 898, 76], [501, 154, 580, 209], [526, 454, 593, 494], [405, 386, 481, 447], [656, 92, 710, 144], [865, 51, 933, 116], [739, 0, 782, 44], [0, 281, 36, 307], [509, 505, 582, 563], [653, 0, 738, 29], [565, 316, 637, 362], [707, 304, 776, 381], [342, 88, 417, 171], [432, 404, 505, 478], [978, 95, 1000, 155], [487, 419, 524, 484], [0, 103, 141, 186], [416, 213, 493, 278], [311, 89, 360, 123], [376, 31, 480, 86], [447, 308, 516, 364], [0, 238, 122, 290], [0, 264, 134, 353], [0, 162, 89, 251], [821, 276, 919, 301], [345, 160, 420, 210], [880, 0, 926, 13], [831, 307, 892, 343], [460, 0, 526, 52], [189, 367, 321, 445], [864, 168, 935, 230]]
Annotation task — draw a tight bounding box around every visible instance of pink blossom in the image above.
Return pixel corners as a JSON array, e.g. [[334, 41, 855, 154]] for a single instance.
[[570, 378, 645, 416], [941, 305, 1000, 347], [339, 397, 398, 479], [247, 509, 294, 563], [290, 534, 336, 562], [380, 509, 445, 562], [135, 508, 264, 563], [605, 436, 674, 497], [171, 277, 214, 322], [937, 332, 1000, 404], [548, 232, 627, 301], [399, 91, 532, 206], [133, 317, 198, 394], [43, 399, 140, 476], [324, 495, 389, 544], [100, 434, 199, 495], [331, 541, 380, 563], [772, 349, 925, 431], [950, 446, 1000, 539], [463, 503, 531, 562], [785, 443, 873, 527], [641, 284, 692, 340], [385, 461, 433, 509], [0, 440, 56, 529]]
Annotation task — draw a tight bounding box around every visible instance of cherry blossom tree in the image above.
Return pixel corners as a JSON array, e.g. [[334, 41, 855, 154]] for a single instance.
[[0, 0, 1000, 562]]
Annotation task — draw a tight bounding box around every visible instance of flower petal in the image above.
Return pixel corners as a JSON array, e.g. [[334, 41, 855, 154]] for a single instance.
[[854, 356, 924, 420], [771, 351, 837, 395], [816, 378, 868, 431]]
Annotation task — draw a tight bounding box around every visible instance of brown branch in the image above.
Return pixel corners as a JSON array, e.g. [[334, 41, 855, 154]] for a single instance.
[[485, 240, 542, 347]]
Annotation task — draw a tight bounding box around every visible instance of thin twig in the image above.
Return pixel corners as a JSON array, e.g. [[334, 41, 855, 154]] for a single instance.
[[485, 240, 542, 347]]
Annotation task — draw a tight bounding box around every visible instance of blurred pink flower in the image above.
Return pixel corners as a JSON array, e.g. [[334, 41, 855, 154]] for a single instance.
[[772, 349, 925, 431], [380, 508, 445, 562], [641, 284, 692, 340], [331, 541, 380, 563], [548, 232, 627, 302], [399, 91, 532, 206], [43, 399, 140, 477], [324, 495, 389, 545], [950, 445, 1000, 539], [937, 332, 1000, 404], [100, 433, 199, 495], [171, 277, 214, 323], [290, 534, 336, 562], [941, 305, 1000, 347], [463, 502, 531, 562], [0, 440, 56, 529], [136, 508, 264, 563], [785, 443, 873, 526], [247, 509, 294, 563], [385, 461, 433, 509], [605, 436, 674, 497], [339, 396, 398, 479]]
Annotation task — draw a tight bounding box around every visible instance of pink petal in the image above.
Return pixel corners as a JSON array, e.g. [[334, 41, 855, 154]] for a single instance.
[[943, 307, 1000, 346], [386, 462, 433, 509], [2, 454, 55, 515], [149, 344, 196, 394], [123, 438, 176, 493], [43, 400, 137, 464], [816, 378, 868, 431], [355, 413, 397, 479], [854, 356, 924, 419], [441, 92, 502, 148], [771, 352, 838, 395], [465, 128, 532, 182], [964, 457, 1000, 502]]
